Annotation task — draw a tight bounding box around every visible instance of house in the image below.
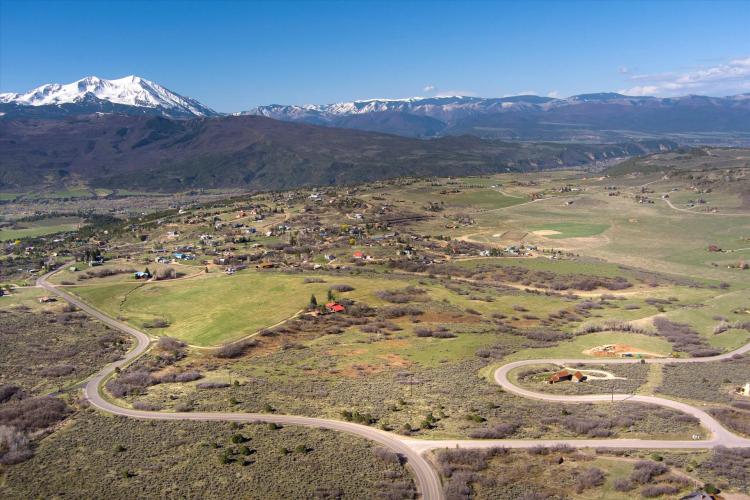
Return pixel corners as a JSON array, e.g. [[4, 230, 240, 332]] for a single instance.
[[326, 302, 345, 313], [739, 383, 750, 397], [548, 370, 572, 384], [38, 296, 57, 304], [353, 251, 365, 259], [572, 371, 586, 383], [134, 271, 151, 280], [707, 245, 722, 252]]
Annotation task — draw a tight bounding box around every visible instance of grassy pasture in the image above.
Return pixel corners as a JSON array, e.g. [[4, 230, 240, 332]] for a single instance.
[[72, 271, 421, 346], [0, 286, 48, 310], [23, 188, 94, 200], [444, 189, 526, 210], [311, 327, 498, 370], [454, 256, 628, 278], [665, 287, 750, 351], [0, 216, 82, 241], [460, 184, 748, 284]]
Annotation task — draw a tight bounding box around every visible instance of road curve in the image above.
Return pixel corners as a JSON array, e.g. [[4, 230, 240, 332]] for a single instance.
[[37, 270, 444, 500], [37, 267, 750, 499]]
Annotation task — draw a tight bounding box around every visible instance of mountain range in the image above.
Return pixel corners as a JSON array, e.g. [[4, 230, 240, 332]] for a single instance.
[[2, 76, 750, 143], [245, 93, 750, 143], [0, 74, 743, 193]]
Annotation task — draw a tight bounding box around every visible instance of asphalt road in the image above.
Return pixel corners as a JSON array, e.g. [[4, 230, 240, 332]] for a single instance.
[[37, 268, 750, 499]]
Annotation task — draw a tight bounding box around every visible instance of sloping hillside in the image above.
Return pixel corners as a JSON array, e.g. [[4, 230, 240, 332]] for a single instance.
[[0, 114, 676, 192]]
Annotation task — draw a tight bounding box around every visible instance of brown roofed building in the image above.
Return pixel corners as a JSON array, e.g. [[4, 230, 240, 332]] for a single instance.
[[548, 370, 572, 384]]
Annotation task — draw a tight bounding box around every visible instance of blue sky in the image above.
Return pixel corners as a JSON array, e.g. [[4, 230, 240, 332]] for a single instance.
[[1, 0, 749, 112]]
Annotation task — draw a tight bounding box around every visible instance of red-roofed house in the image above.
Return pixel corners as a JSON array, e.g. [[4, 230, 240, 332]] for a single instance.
[[326, 302, 345, 313]]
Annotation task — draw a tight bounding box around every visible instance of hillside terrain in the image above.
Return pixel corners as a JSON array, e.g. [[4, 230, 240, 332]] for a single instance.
[[0, 114, 674, 192], [1, 149, 749, 498]]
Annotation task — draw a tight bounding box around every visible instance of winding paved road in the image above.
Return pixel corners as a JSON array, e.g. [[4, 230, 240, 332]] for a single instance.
[[37, 268, 750, 500]]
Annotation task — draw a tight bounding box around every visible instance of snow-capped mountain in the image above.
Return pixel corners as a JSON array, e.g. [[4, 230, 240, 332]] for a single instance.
[[242, 93, 750, 142], [245, 95, 553, 122], [0, 75, 218, 119]]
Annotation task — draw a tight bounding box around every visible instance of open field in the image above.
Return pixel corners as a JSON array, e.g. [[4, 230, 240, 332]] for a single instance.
[[72, 271, 427, 346], [0, 216, 82, 241], [441, 189, 527, 210], [506, 333, 674, 361], [530, 222, 610, 239]]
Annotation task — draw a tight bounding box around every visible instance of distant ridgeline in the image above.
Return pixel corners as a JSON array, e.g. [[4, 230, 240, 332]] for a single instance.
[[0, 114, 677, 192]]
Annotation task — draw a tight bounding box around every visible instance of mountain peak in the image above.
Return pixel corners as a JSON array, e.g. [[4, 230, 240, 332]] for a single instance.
[[0, 75, 218, 118]]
